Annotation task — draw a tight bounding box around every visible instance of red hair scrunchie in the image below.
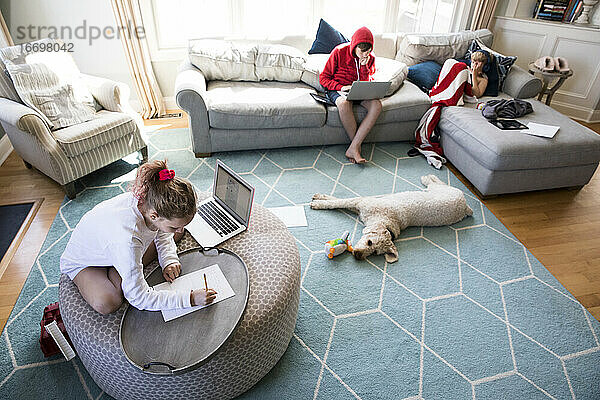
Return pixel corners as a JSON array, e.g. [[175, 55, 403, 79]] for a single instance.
[[158, 169, 175, 181]]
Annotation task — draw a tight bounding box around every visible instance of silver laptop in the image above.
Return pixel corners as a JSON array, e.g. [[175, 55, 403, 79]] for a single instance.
[[344, 81, 391, 101], [186, 160, 255, 248]]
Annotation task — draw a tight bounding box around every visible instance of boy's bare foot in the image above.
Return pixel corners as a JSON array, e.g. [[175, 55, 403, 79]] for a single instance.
[[346, 147, 366, 164]]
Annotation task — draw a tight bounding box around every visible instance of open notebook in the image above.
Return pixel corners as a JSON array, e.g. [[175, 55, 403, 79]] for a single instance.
[[153, 264, 235, 322]]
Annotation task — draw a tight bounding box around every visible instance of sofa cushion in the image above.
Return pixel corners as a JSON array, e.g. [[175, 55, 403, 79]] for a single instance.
[[326, 81, 430, 127], [308, 19, 349, 55], [372, 57, 408, 96], [0, 38, 97, 129], [438, 99, 600, 171], [396, 29, 494, 66], [0, 59, 21, 103], [189, 39, 258, 81], [255, 44, 306, 82], [206, 81, 326, 129], [301, 54, 330, 92], [51, 110, 137, 157], [372, 34, 398, 60]]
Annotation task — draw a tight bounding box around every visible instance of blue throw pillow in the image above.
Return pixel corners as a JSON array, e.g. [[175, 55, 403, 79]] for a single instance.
[[308, 19, 349, 55], [464, 40, 516, 92], [407, 61, 442, 93]]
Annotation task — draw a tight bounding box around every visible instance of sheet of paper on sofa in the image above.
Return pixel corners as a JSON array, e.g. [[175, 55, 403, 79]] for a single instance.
[[153, 264, 235, 322], [267, 206, 307, 227], [521, 122, 559, 138]]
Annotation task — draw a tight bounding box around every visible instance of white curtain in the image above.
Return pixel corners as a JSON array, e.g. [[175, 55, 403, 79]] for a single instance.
[[470, 0, 500, 30], [0, 9, 13, 47], [111, 0, 166, 119]]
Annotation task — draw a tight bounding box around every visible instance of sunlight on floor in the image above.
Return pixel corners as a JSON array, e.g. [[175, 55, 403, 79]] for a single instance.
[[142, 124, 172, 134]]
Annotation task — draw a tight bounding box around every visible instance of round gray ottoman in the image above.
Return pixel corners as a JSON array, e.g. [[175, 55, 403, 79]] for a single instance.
[[59, 204, 300, 400]]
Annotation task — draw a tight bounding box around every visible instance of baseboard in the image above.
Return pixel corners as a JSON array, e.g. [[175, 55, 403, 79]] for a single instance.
[[590, 108, 600, 123], [0, 135, 13, 166], [551, 100, 599, 123]]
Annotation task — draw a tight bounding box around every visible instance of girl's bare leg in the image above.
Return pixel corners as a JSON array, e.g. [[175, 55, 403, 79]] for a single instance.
[[74, 232, 185, 315], [73, 267, 123, 315]]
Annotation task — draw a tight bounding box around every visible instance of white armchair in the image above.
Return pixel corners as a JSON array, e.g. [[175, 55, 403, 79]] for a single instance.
[[0, 74, 147, 199]]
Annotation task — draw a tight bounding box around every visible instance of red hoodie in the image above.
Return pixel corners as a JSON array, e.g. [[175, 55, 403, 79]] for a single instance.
[[319, 26, 376, 91]]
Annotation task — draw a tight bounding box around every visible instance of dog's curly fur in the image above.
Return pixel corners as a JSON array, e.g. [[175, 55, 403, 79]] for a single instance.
[[310, 175, 473, 262]]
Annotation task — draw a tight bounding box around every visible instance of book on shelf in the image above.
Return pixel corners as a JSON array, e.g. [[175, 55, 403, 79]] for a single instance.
[[562, 0, 578, 21], [532, 0, 544, 18], [534, 0, 570, 21], [569, 0, 584, 22]]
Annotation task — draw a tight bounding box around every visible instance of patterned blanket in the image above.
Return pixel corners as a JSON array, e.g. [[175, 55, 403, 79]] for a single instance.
[[410, 59, 473, 169]]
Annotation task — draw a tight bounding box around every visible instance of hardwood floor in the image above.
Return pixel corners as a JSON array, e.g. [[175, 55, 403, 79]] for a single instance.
[[0, 153, 65, 331], [0, 116, 599, 332]]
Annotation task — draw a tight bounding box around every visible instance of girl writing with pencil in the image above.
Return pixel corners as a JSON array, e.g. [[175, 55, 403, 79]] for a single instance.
[[60, 160, 217, 315]]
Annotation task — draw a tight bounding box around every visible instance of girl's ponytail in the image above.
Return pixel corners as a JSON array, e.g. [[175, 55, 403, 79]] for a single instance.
[[130, 160, 197, 219]]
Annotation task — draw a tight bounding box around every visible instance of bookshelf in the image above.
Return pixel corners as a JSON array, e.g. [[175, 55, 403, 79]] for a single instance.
[[532, 0, 573, 22], [497, 0, 599, 25]]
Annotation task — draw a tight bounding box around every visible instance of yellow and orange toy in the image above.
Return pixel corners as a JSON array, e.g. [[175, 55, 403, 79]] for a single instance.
[[325, 231, 353, 259]]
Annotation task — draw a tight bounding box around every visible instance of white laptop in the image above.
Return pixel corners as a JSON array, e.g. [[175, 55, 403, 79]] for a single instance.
[[344, 81, 391, 101], [186, 160, 255, 248]]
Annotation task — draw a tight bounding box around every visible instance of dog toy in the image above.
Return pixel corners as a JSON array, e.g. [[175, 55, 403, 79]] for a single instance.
[[325, 231, 353, 259]]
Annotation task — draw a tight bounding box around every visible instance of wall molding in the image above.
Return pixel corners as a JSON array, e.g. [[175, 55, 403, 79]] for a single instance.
[[551, 100, 600, 123], [0, 134, 14, 166], [588, 108, 600, 124]]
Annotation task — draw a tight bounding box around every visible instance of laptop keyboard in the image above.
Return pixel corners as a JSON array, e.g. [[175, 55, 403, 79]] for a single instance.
[[197, 201, 240, 237]]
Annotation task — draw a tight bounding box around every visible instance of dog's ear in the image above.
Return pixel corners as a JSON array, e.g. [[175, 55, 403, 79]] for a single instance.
[[384, 244, 398, 263]]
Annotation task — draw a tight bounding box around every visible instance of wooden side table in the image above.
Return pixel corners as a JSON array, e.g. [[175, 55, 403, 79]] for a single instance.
[[528, 63, 573, 106]]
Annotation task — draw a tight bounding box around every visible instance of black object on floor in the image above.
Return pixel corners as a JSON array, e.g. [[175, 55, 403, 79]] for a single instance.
[[0, 202, 34, 260]]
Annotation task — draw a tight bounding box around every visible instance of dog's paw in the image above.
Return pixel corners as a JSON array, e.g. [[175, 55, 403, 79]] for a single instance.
[[309, 200, 322, 209], [312, 193, 327, 200]]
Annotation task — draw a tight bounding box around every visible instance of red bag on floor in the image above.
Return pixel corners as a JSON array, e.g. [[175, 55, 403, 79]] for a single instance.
[[39, 302, 73, 357]]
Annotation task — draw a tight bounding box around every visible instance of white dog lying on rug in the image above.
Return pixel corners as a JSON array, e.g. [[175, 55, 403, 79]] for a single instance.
[[310, 175, 473, 263]]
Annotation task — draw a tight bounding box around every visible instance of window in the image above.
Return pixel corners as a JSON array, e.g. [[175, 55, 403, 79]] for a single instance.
[[152, 0, 231, 48], [143, 0, 471, 59], [241, 0, 312, 37], [320, 0, 387, 35]]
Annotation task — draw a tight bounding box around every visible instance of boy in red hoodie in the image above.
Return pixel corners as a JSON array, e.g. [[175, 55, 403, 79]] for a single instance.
[[320, 26, 382, 164]]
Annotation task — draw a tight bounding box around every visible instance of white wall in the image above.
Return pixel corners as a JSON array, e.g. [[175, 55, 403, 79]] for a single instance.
[[491, 2, 600, 122], [4, 0, 140, 106]]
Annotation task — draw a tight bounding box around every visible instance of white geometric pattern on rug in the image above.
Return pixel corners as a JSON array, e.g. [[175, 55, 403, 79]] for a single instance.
[[1, 128, 599, 400]]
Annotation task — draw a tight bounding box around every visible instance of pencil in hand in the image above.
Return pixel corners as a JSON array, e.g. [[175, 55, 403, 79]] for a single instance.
[[204, 273, 208, 291]]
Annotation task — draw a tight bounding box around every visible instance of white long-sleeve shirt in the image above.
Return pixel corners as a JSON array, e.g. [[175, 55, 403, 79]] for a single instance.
[[60, 192, 191, 310]]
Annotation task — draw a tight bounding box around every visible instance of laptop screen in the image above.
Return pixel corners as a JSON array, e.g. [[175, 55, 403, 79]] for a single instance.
[[214, 162, 253, 224]]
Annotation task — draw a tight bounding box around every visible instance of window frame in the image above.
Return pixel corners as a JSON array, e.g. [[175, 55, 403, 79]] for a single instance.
[[140, 0, 474, 62]]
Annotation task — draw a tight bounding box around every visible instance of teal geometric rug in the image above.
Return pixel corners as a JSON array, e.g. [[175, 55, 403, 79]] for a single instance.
[[1, 128, 599, 400]]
